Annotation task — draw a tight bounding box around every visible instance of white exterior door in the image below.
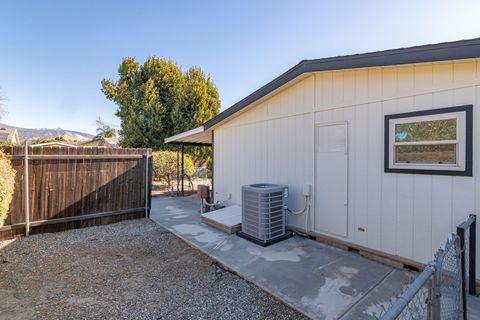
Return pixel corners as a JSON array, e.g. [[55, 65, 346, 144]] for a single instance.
[[314, 122, 348, 237]]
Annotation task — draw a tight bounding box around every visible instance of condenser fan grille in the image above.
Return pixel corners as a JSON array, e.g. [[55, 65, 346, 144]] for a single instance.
[[241, 184, 287, 242]]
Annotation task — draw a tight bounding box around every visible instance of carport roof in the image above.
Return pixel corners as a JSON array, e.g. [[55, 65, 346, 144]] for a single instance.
[[164, 126, 212, 146], [165, 37, 480, 145]]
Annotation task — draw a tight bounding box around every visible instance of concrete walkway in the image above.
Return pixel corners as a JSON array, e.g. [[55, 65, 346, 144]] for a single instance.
[[150, 196, 479, 320]]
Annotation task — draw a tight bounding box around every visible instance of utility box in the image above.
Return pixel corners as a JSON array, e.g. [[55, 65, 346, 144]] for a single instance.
[[238, 183, 290, 246], [197, 185, 209, 199], [197, 184, 212, 212]]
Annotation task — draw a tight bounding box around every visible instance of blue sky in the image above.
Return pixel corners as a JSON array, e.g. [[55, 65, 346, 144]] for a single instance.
[[1, 0, 480, 134]]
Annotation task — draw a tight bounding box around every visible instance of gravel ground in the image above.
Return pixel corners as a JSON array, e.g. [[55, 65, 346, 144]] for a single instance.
[[0, 219, 307, 320]]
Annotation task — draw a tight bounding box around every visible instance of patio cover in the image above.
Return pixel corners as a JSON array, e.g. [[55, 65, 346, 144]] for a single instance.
[[164, 126, 212, 146], [164, 126, 213, 196]]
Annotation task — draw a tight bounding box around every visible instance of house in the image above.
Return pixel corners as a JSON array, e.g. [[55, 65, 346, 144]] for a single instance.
[[0, 127, 20, 144], [165, 38, 480, 279], [30, 141, 77, 148], [81, 137, 120, 148]]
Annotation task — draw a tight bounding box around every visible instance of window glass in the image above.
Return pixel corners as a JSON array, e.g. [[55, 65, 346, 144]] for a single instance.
[[394, 118, 456, 142], [395, 144, 456, 164]]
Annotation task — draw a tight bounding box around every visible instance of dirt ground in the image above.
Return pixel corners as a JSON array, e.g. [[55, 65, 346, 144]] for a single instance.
[[0, 219, 306, 320], [152, 177, 211, 197]]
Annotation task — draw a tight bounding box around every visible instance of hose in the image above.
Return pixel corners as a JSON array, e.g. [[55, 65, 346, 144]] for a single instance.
[[286, 195, 311, 236], [286, 195, 310, 214], [202, 198, 224, 209]]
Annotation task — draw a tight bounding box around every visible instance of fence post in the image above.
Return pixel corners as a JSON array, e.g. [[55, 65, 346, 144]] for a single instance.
[[144, 152, 149, 218], [427, 277, 433, 320], [432, 254, 442, 320], [457, 224, 467, 320], [469, 214, 476, 295], [23, 141, 30, 236], [455, 236, 466, 320], [147, 155, 152, 218], [181, 144, 184, 196], [176, 145, 179, 196]]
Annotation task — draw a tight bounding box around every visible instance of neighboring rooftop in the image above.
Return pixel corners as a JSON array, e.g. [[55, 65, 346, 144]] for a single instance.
[[0, 127, 20, 144], [30, 141, 78, 148], [81, 136, 120, 148]]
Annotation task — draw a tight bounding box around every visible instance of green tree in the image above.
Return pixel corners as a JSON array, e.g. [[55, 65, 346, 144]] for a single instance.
[[101, 57, 185, 149], [101, 57, 220, 155], [152, 151, 194, 188], [95, 118, 116, 138], [171, 67, 220, 165], [172, 67, 220, 134]]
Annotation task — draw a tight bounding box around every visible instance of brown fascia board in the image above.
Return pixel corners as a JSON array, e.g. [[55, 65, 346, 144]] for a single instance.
[[204, 37, 480, 130]]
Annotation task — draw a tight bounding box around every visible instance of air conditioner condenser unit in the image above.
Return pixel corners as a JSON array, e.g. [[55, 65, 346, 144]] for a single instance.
[[237, 183, 292, 246]]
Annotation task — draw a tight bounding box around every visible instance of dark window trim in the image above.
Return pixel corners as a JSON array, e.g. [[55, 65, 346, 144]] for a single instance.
[[384, 105, 473, 176]]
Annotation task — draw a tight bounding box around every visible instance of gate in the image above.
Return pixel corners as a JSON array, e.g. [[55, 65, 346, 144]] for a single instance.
[[381, 215, 477, 320]]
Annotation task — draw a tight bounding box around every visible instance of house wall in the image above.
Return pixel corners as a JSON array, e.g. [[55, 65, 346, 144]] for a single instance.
[[214, 76, 316, 229], [213, 59, 480, 273]]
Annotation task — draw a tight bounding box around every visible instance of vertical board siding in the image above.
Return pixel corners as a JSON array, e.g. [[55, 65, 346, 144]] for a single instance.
[[380, 99, 398, 255], [412, 175, 432, 262], [214, 60, 480, 276], [214, 76, 315, 230], [1, 147, 150, 236], [366, 102, 382, 251], [396, 174, 415, 258], [352, 105, 368, 246]]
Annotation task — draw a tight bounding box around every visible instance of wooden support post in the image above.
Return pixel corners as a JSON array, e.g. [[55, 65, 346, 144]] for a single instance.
[[24, 141, 30, 236], [147, 155, 152, 218], [181, 144, 184, 196], [144, 152, 149, 218], [176, 145, 180, 196]]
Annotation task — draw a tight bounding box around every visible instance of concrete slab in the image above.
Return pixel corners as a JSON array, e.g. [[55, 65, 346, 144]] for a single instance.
[[201, 205, 242, 233], [150, 196, 230, 253], [150, 196, 478, 320], [341, 269, 417, 320], [201, 205, 241, 228]]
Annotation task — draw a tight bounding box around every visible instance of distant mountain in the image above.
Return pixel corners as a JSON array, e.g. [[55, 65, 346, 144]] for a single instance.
[[0, 123, 94, 142]]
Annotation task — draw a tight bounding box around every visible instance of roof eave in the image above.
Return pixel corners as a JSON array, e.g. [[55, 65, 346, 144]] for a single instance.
[[204, 37, 480, 130]]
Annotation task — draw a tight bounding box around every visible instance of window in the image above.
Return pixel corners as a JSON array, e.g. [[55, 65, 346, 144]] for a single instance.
[[385, 105, 472, 176]]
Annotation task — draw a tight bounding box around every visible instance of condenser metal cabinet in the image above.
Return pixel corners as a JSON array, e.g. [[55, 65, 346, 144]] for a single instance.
[[238, 183, 290, 246]]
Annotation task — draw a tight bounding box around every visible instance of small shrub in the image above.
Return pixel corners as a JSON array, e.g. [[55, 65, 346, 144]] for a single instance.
[[0, 149, 16, 226], [0, 141, 21, 147], [152, 151, 194, 188], [30, 136, 65, 145]]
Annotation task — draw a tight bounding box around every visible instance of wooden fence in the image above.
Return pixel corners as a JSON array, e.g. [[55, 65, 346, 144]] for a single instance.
[[0, 146, 152, 240]]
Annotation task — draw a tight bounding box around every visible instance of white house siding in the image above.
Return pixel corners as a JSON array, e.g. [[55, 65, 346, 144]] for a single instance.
[[213, 59, 480, 275], [214, 75, 316, 229]]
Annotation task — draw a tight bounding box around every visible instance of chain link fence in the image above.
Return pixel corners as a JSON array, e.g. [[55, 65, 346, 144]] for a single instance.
[[381, 234, 463, 320], [380, 265, 434, 320], [436, 234, 463, 319]]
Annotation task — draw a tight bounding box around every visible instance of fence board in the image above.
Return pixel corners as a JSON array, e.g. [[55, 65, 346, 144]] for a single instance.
[[0, 146, 151, 238]]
